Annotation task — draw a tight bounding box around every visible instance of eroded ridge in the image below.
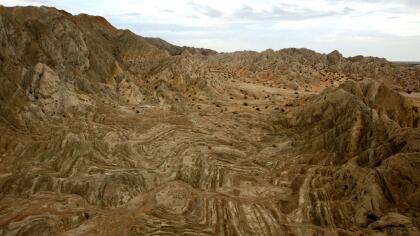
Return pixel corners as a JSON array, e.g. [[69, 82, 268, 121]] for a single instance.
[[0, 5, 419, 236]]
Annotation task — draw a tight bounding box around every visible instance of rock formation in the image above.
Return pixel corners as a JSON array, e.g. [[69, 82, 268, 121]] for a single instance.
[[0, 5, 419, 236]]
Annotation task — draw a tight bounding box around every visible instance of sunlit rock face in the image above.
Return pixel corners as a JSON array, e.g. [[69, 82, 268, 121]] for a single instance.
[[0, 5, 419, 236]]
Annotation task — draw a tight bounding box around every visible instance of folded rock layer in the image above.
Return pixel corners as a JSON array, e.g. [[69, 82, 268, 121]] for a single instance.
[[0, 5, 419, 236]]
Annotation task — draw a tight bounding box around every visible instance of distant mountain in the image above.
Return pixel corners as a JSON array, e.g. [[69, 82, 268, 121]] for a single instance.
[[144, 37, 217, 56], [392, 61, 420, 67]]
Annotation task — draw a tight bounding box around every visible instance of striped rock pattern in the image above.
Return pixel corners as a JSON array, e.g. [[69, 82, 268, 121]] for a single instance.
[[0, 5, 419, 236]]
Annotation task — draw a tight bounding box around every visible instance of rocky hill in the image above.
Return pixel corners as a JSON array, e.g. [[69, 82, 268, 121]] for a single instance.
[[0, 5, 419, 236]]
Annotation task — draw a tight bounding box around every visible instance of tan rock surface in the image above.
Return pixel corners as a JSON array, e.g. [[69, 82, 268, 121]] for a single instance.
[[0, 5, 419, 236]]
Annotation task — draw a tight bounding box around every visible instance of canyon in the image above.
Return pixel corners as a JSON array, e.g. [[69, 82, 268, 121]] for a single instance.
[[0, 5, 419, 236]]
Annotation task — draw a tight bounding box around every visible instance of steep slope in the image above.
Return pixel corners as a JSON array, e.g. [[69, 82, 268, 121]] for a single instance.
[[0, 5, 419, 236]]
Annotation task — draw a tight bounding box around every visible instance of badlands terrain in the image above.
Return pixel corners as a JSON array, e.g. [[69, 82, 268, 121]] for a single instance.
[[0, 5, 420, 236]]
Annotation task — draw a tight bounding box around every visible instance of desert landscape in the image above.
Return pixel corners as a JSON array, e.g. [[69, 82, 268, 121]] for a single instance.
[[0, 5, 419, 236]]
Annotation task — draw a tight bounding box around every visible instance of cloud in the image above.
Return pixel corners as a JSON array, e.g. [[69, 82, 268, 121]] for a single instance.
[[104, 12, 141, 18], [187, 2, 223, 18], [160, 9, 174, 13], [233, 4, 354, 22]]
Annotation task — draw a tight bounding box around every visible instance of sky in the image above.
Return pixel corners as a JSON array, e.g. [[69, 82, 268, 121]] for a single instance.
[[1, 0, 420, 61]]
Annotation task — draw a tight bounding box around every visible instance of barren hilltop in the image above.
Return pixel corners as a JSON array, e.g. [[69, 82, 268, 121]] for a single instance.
[[0, 6, 419, 236]]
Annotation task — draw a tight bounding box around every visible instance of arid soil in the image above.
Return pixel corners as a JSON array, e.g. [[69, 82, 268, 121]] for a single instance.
[[0, 6, 419, 236]]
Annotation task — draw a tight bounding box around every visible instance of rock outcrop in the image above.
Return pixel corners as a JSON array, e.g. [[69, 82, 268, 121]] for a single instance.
[[0, 5, 419, 236], [278, 80, 419, 234]]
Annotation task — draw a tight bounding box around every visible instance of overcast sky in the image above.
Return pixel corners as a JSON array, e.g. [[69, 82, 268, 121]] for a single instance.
[[1, 0, 420, 61]]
